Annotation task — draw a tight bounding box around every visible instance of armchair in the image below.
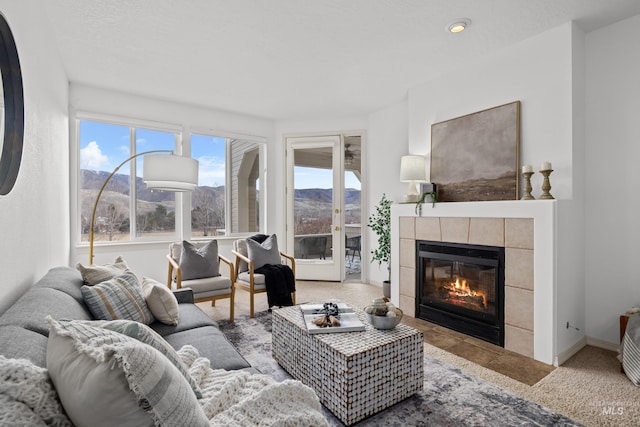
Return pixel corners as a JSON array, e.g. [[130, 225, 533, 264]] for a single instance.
[[167, 240, 235, 322], [232, 235, 296, 318]]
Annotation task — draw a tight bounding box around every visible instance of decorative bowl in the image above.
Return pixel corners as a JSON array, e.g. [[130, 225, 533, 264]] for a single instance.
[[364, 307, 403, 330]]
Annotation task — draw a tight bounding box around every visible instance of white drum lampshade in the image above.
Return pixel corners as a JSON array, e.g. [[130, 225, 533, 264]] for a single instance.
[[143, 154, 199, 191], [400, 155, 427, 203]]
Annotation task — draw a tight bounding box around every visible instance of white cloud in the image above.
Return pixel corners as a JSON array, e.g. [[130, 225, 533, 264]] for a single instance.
[[197, 155, 225, 187], [80, 141, 109, 169]]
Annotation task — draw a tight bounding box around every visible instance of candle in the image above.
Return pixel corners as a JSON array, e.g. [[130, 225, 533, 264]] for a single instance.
[[540, 161, 552, 171], [522, 165, 533, 173]]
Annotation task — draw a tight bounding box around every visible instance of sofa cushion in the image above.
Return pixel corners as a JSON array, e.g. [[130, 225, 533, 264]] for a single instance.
[[0, 325, 49, 368], [81, 273, 154, 325], [162, 326, 252, 371], [149, 303, 217, 337], [141, 277, 179, 325], [179, 240, 220, 280], [0, 287, 93, 336], [32, 266, 85, 303], [47, 319, 207, 427], [75, 255, 131, 285], [246, 234, 281, 269]]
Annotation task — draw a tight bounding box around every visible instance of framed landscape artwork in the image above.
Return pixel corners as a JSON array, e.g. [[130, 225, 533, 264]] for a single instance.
[[430, 101, 520, 202]]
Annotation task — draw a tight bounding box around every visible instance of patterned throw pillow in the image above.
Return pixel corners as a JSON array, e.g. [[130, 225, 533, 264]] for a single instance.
[[246, 234, 281, 269], [46, 318, 208, 427], [141, 277, 180, 325], [179, 240, 220, 280], [81, 273, 154, 325], [54, 318, 200, 397], [76, 255, 130, 286]]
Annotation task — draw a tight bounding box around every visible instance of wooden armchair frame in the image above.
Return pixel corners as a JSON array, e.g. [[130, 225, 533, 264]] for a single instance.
[[231, 249, 296, 318]]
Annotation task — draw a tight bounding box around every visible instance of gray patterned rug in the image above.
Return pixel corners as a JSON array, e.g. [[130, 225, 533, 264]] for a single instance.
[[219, 311, 581, 427]]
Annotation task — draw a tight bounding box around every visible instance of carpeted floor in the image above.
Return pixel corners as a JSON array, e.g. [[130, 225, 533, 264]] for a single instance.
[[219, 311, 581, 427]]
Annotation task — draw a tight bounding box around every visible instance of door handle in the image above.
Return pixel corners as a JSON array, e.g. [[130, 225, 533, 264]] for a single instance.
[[335, 226, 340, 231]]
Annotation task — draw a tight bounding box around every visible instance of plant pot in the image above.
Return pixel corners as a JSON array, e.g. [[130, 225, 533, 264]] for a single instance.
[[382, 280, 390, 298]]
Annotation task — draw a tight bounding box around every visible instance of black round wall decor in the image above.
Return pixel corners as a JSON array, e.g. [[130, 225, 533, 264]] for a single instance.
[[0, 13, 24, 196]]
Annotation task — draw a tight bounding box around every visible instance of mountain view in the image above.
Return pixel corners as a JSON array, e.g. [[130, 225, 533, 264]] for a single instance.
[[80, 170, 361, 240]]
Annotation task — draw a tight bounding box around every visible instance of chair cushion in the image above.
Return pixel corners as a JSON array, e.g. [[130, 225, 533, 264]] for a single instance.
[[246, 234, 281, 269], [81, 273, 155, 325], [182, 276, 232, 295], [75, 256, 131, 286], [141, 277, 180, 325], [236, 272, 267, 289], [47, 319, 207, 427], [179, 240, 220, 280]]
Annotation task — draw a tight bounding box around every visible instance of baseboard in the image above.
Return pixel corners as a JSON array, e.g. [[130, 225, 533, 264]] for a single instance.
[[555, 336, 586, 366], [586, 335, 619, 353]]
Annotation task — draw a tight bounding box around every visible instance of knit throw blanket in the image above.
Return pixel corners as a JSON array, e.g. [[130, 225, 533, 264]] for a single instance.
[[179, 345, 329, 426], [0, 349, 328, 427]]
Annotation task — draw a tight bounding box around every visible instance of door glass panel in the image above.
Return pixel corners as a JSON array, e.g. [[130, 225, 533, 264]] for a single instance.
[[293, 147, 333, 261]]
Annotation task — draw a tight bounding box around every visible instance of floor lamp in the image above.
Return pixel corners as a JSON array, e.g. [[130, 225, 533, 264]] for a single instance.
[[88, 150, 199, 265]]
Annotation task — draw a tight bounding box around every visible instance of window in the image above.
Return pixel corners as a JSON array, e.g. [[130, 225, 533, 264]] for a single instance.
[[191, 133, 264, 237], [78, 119, 179, 243]]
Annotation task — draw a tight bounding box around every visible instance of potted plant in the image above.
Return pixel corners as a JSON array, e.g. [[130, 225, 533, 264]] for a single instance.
[[368, 193, 392, 297]]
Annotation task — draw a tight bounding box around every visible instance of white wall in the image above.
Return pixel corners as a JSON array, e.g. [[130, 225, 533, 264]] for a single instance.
[[585, 14, 640, 346], [0, 1, 70, 313], [69, 84, 275, 283], [366, 101, 408, 284]]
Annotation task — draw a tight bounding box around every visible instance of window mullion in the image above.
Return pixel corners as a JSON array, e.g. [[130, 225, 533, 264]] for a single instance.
[[130, 127, 137, 241]]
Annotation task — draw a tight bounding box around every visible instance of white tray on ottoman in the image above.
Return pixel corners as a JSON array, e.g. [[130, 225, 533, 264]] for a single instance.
[[272, 304, 424, 425]]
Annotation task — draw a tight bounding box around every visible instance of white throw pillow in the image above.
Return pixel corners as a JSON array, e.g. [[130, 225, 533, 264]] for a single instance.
[[246, 234, 281, 270], [141, 276, 180, 325], [75, 255, 130, 285], [46, 318, 208, 427]]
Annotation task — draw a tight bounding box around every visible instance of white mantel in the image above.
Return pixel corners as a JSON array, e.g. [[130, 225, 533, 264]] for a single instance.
[[391, 200, 557, 365]]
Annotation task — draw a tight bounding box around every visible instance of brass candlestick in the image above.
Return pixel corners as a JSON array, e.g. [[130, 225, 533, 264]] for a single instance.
[[521, 172, 535, 200], [539, 169, 554, 199]]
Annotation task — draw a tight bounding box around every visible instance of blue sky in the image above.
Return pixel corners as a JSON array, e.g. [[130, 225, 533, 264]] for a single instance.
[[79, 120, 361, 190]]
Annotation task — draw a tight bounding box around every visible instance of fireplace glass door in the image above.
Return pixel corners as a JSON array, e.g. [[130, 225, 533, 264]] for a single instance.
[[417, 241, 504, 346]]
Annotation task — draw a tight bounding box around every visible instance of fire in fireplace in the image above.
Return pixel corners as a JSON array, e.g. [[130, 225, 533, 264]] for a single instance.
[[416, 240, 505, 346]]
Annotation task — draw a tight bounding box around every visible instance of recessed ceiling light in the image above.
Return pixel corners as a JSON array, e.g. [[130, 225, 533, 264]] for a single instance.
[[447, 18, 471, 33]]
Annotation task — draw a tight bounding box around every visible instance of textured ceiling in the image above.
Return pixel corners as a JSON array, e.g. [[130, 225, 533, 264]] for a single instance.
[[44, 0, 640, 120]]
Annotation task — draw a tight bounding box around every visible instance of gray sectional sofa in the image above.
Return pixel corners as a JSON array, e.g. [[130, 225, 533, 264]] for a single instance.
[[0, 266, 251, 371]]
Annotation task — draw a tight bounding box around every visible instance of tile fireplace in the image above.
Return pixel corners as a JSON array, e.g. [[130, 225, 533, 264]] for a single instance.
[[390, 200, 557, 364]]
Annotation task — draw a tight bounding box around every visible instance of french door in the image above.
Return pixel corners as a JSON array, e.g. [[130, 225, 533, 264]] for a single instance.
[[286, 136, 344, 281]]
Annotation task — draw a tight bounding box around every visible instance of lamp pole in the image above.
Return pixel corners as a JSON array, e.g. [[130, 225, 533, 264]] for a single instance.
[[88, 149, 173, 265]]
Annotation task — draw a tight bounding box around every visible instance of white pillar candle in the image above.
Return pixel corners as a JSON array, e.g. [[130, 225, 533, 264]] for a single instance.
[[522, 165, 533, 173], [540, 161, 552, 171]]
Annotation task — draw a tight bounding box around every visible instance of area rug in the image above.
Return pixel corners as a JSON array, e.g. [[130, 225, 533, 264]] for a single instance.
[[219, 311, 582, 427]]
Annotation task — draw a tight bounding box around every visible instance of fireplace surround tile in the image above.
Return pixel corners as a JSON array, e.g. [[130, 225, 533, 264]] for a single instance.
[[399, 217, 415, 239], [399, 295, 415, 317], [399, 266, 415, 298], [505, 218, 534, 250], [440, 217, 470, 243], [399, 238, 415, 268], [469, 217, 505, 247], [505, 248, 534, 291], [505, 286, 534, 331], [415, 217, 441, 241], [505, 324, 534, 358]]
